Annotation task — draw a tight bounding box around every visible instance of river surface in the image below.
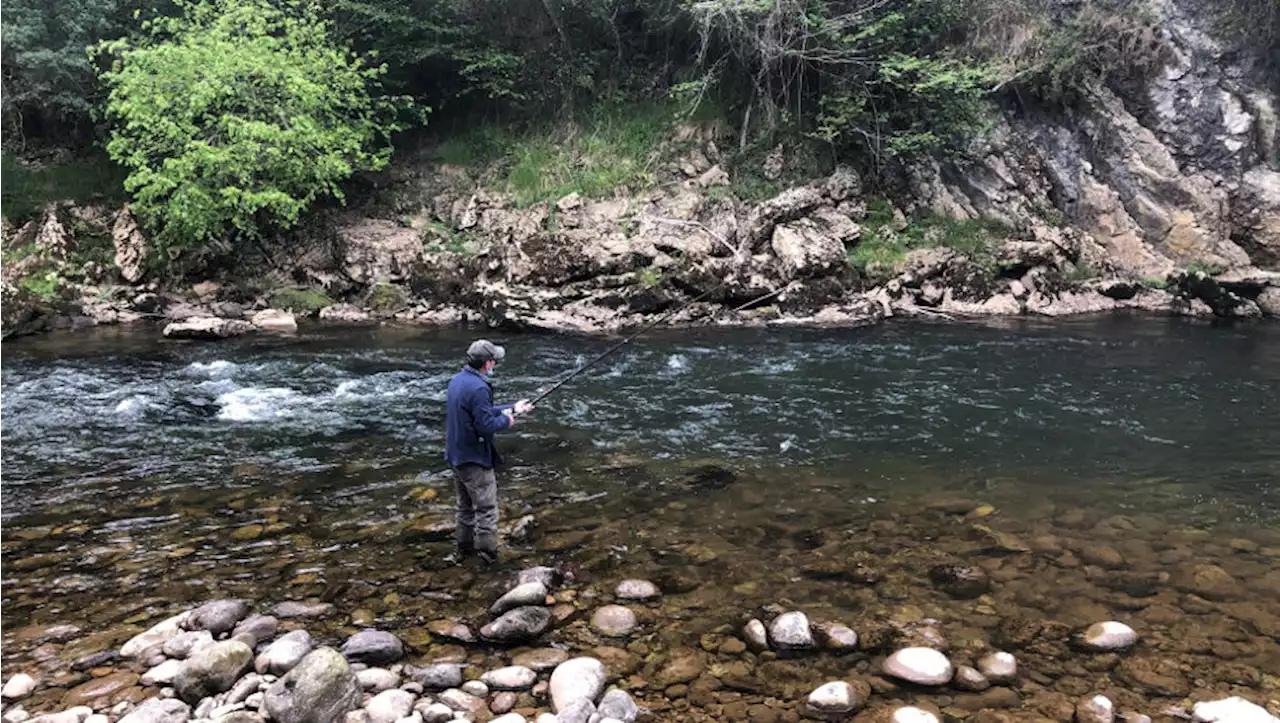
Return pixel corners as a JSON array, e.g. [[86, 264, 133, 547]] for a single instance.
[[3, 318, 1279, 715]]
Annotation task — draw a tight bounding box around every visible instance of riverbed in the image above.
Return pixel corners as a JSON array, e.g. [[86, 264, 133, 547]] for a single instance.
[[2, 318, 1278, 719]]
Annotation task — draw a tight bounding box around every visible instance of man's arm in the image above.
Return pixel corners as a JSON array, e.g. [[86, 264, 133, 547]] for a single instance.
[[470, 387, 514, 435]]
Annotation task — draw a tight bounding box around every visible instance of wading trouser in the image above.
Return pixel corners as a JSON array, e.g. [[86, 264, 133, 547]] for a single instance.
[[452, 463, 499, 555]]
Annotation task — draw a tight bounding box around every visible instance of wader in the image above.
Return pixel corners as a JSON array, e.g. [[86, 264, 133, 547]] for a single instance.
[[453, 463, 499, 561]]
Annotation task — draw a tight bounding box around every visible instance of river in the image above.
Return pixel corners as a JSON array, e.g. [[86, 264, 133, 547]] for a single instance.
[[2, 317, 1278, 717]]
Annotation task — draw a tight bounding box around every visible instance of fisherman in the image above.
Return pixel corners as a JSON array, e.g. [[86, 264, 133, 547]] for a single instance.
[[444, 339, 533, 565]]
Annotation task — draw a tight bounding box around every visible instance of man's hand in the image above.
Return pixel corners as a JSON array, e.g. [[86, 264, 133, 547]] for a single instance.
[[503, 408, 518, 426], [514, 399, 535, 415]]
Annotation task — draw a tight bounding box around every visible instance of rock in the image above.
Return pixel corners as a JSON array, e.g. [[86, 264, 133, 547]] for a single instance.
[[356, 669, 400, 692], [480, 607, 552, 644], [256, 630, 313, 675], [1, 706, 29, 723], [122, 612, 192, 658], [977, 652, 1017, 684], [162, 631, 215, 660], [1174, 564, 1241, 600], [62, 671, 140, 708], [84, 716, 108, 723], [767, 611, 814, 649], [481, 667, 537, 691], [226, 674, 261, 705], [1078, 544, 1126, 568], [490, 582, 548, 615], [597, 689, 637, 722], [1114, 657, 1189, 697], [1076, 695, 1115, 723], [4, 674, 37, 700], [952, 666, 990, 692], [251, 309, 297, 332], [27, 711, 87, 723], [436, 689, 484, 715], [425, 621, 474, 644], [1191, 697, 1278, 722], [590, 606, 637, 637], [490, 691, 518, 714], [318, 304, 373, 324], [743, 619, 769, 651], [549, 657, 606, 712], [174, 640, 254, 703], [163, 318, 256, 340], [365, 690, 415, 723], [814, 622, 858, 651], [928, 564, 992, 599], [460, 680, 488, 698], [264, 647, 361, 723], [406, 664, 463, 690], [770, 211, 857, 278], [117, 698, 191, 723], [218, 714, 264, 723], [511, 649, 569, 672], [806, 681, 860, 714], [231, 616, 278, 648], [142, 660, 184, 686], [554, 698, 596, 723], [614, 580, 659, 601], [340, 631, 404, 666], [891, 708, 940, 723], [187, 600, 251, 637], [1078, 622, 1138, 652], [111, 206, 148, 282], [516, 567, 560, 589], [272, 602, 334, 619], [882, 648, 954, 686], [418, 703, 454, 723]]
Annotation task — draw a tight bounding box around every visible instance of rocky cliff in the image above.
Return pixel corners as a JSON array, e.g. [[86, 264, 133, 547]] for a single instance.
[[2, 0, 1278, 339]]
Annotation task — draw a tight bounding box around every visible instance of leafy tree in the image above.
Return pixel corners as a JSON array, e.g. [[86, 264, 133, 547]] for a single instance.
[[93, 0, 417, 260]]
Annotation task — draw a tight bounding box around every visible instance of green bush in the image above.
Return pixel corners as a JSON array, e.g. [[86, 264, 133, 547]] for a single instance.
[[268, 287, 334, 314], [93, 0, 418, 262], [848, 199, 1009, 277]]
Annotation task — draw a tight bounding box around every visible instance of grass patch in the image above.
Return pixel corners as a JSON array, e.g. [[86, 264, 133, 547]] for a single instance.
[[638, 266, 662, 287], [268, 287, 334, 315], [422, 221, 470, 254], [432, 102, 677, 207], [1, 152, 127, 225], [1186, 261, 1225, 276], [19, 270, 62, 299], [1064, 262, 1098, 283], [848, 199, 1009, 278], [1141, 276, 1169, 290]]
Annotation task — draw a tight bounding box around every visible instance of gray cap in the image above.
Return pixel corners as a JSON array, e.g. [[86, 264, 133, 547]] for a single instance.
[[466, 339, 506, 363]]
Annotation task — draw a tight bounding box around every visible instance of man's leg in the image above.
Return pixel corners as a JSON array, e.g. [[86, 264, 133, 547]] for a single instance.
[[464, 466, 500, 564], [452, 465, 477, 557]]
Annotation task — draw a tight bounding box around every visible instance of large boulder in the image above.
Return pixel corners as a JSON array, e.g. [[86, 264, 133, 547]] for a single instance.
[[112, 206, 147, 283], [174, 640, 254, 703], [162, 318, 255, 340], [264, 647, 362, 723], [339, 219, 425, 284], [770, 208, 859, 279]]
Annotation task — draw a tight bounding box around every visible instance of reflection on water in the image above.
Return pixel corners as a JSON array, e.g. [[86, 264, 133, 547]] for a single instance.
[[2, 319, 1279, 713]]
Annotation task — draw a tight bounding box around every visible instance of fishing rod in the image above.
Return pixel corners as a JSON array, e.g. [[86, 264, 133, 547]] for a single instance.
[[526, 285, 721, 408]]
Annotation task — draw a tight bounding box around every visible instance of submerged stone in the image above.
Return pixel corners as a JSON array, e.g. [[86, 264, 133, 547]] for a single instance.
[[1078, 621, 1138, 652], [883, 648, 953, 686], [768, 611, 814, 649]]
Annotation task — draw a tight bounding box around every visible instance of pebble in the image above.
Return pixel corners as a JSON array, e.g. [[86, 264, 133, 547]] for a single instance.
[[743, 619, 769, 651], [1079, 621, 1138, 652], [534, 715, 558, 723], [952, 666, 990, 692], [162, 631, 215, 660], [549, 657, 607, 712], [1077, 695, 1115, 723], [615, 580, 660, 601], [120, 612, 191, 658], [489, 716, 526, 723], [408, 664, 463, 689], [394, 714, 421, 723], [554, 698, 596, 723], [341, 630, 405, 666], [3, 674, 37, 700], [511, 649, 569, 672], [481, 607, 552, 644], [767, 611, 814, 649], [597, 689, 638, 722], [1119, 713, 1153, 723], [490, 692, 518, 714], [460, 680, 488, 698], [366, 689, 415, 723], [226, 674, 261, 704], [255, 630, 313, 676], [481, 666, 537, 691], [883, 648, 954, 686], [141, 659, 183, 686], [590, 606, 638, 637], [174, 640, 254, 703], [1191, 697, 1278, 723], [437, 689, 484, 715], [806, 681, 858, 714], [892, 708, 941, 723], [187, 599, 251, 636], [814, 622, 858, 651], [231, 615, 278, 648], [358, 668, 401, 692], [977, 652, 1017, 684], [419, 703, 454, 723], [517, 567, 559, 589], [1, 708, 28, 723], [273, 601, 334, 619], [491, 582, 548, 616]]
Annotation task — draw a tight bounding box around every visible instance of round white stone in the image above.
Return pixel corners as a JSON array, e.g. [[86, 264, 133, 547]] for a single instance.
[[1191, 697, 1278, 723], [743, 619, 769, 651], [548, 657, 606, 712], [481, 666, 538, 691], [1076, 695, 1115, 723], [806, 681, 855, 713], [892, 708, 941, 723], [615, 580, 660, 601], [977, 651, 1017, 684], [2, 674, 37, 701], [1081, 621, 1138, 652], [883, 648, 954, 686], [768, 611, 814, 649]]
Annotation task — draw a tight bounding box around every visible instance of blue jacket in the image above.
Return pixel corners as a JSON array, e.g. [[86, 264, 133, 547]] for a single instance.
[[445, 366, 514, 469]]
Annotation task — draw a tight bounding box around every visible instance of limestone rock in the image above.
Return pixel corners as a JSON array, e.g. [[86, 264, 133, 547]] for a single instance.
[[743, 619, 769, 651], [597, 689, 637, 722], [768, 611, 814, 649], [256, 631, 313, 676], [174, 640, 254, 703], [549, 657, 606, 712], [952, 665, 990, 692], [251, 309, 297, 333], [263, 647, 362, 723], [891, 708, 941, 723], [112, 206, 147, 283], [814, 622, 858, 651], [883, 648, 954, 686], [163, 318, 255, 340], [340, 631, 404, 666]]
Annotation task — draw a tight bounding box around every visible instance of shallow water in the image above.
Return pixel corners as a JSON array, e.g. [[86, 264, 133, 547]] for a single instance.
[[3, 318, 1279, 715]]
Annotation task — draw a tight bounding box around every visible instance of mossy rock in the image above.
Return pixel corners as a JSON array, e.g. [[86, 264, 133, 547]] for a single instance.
[[363, 282, 411, 315], [268, 287, 333, 316]]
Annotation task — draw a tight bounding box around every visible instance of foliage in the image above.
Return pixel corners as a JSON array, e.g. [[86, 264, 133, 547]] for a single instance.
[[1141, 275, 1169, 290], [1064, 262, 1098, 283], [1186, 261, 1226, 276], [848, 198, 1009, 275], [19, 269, 62, 299], [1, 153, 127, 225], [268, 287, 334, 314], [92, 0, 417, 261], [638, 266, 662, 286]]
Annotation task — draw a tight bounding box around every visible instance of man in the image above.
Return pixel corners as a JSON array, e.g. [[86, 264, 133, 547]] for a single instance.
[[444, 339, 533, 565]]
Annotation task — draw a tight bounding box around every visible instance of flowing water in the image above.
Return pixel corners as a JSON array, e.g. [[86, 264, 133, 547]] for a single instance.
[[3, 318, 1279, 717]]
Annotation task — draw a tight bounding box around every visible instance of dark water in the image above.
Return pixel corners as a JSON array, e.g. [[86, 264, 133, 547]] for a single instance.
[[3, 318, 1280, 713]]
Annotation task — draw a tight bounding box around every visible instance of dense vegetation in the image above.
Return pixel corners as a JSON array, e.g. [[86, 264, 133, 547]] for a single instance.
[[1, 0, 1276, 264]]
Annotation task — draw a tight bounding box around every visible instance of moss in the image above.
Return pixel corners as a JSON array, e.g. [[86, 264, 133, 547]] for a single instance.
[[1186, 261, 1225, 276], [268, 287, 334, 315], [1141, 276, 1169, 290], [19, 270, 62, 300], [847, 199, 1009, 281], [365, 281, 410, 313]]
